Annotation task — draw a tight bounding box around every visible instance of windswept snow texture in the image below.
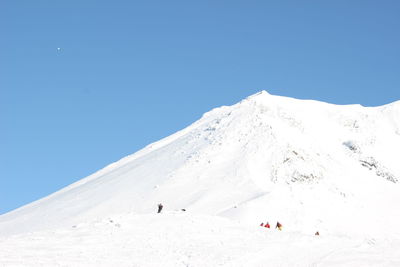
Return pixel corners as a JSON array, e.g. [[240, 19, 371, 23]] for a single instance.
[[1, 91, 400, 266]]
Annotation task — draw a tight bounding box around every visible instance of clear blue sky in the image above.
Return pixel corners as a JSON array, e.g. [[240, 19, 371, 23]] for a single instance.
[[1, 0, 399, 214]]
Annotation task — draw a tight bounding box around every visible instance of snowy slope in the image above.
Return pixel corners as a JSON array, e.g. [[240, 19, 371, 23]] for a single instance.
[[1, 91, 400, 266], [1, 212, 399, 267]]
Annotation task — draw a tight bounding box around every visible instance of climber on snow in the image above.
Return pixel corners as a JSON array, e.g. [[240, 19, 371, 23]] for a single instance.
[[157, 203, 163, 213], [276, 221, 282, 231]]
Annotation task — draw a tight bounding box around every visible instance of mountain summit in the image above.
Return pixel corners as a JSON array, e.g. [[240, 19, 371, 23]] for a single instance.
[[1, 92, 399, 237]]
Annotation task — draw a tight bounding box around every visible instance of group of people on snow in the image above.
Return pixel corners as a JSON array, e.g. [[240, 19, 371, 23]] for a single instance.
[[260, 221, 320, 235], [157, 204, 318, 235], [260, 221, 282, 230]]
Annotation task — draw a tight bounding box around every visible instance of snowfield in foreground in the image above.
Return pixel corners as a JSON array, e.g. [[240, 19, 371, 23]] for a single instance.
[[1, 212, 399, 267], [1, 91, 400, 266]]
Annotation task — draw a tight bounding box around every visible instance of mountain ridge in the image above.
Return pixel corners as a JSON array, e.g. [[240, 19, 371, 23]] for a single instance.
[[1, 92, 399, 238]]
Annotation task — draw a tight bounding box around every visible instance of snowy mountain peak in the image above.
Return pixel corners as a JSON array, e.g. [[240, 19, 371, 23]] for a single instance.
[[1, 92, 399, 240], [241, 90, 286, 106]]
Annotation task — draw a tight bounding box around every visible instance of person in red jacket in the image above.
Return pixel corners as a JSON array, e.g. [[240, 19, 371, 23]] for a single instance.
[[260, 222, 264, 227], [265, 222, 270, 228]]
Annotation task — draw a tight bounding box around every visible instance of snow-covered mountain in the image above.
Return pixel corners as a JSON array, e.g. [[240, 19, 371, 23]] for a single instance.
[[1, 91, 400, 266]]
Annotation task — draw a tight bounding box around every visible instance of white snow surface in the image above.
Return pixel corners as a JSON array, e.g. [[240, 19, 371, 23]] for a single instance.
[[1, 91, 400, 266]]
